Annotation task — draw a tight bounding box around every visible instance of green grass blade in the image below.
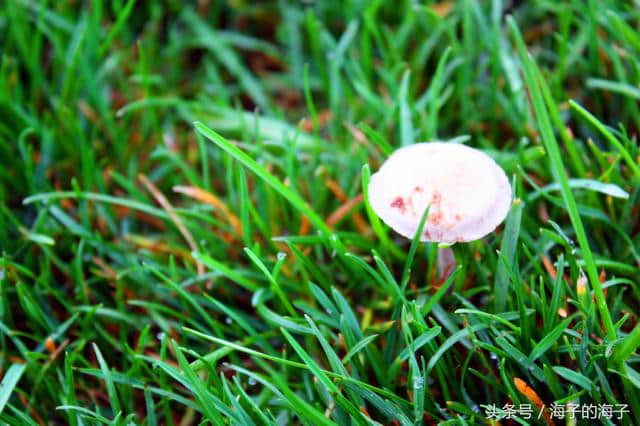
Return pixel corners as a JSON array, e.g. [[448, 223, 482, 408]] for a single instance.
[[507, 16, 616, 341], [0, 364, 26, 414]]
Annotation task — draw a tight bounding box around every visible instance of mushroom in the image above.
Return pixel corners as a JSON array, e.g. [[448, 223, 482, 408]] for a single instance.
[[368, 142, 511, 244]]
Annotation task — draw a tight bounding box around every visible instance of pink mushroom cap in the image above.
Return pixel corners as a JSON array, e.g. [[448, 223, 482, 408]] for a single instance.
[[368, 142, 512, 243]]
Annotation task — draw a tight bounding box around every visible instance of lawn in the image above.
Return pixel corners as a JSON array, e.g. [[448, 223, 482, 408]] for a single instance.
[[1, 1, 640, 425]]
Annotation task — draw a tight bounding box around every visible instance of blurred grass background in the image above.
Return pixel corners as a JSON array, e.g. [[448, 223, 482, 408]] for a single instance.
[[1, 0, 640, 424]]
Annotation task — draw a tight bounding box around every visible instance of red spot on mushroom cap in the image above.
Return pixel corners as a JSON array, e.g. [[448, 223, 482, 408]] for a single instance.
[[390, 196, 406, 213], [427, 190, 444, 225], [431, 190, 442, 204], [428, 210, 443, 226]]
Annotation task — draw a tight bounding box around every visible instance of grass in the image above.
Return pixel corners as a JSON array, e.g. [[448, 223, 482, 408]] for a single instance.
[[1, 0, 640, 424]]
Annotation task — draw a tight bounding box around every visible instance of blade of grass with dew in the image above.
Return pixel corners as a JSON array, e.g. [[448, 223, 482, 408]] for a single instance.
[[243, 247, 297, 317]]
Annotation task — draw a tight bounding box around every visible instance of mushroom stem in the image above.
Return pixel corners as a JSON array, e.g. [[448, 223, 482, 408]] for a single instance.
[[436, 246, 456, 283]]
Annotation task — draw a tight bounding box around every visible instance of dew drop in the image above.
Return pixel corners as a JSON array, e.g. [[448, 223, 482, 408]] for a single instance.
[[413, 376, 424, 389]]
